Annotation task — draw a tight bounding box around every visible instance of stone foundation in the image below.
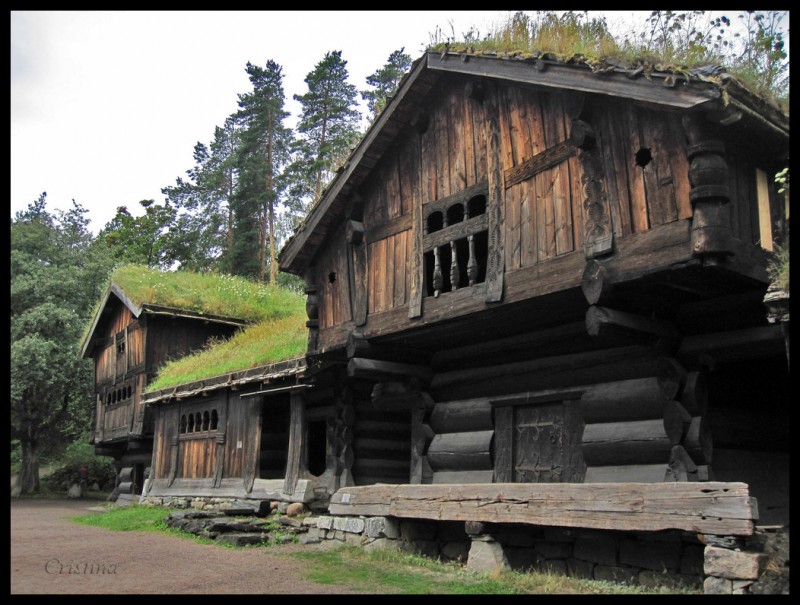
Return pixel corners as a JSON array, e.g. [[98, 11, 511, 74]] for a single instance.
[[142, 495, 788, 594], [301, 515, 789, 593], [140, 495, 275, 516]]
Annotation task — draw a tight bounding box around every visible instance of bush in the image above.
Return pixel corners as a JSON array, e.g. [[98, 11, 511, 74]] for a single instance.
[[43, 438, 117, 492]]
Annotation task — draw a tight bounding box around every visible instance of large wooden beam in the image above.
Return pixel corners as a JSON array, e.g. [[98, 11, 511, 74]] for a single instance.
[[328, 482, 756, 535], [586, 305, 681, 350], [347, 358, 433, 383]]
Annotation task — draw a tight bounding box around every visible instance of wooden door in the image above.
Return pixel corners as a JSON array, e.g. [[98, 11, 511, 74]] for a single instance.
[[494, 400, 585, 483]]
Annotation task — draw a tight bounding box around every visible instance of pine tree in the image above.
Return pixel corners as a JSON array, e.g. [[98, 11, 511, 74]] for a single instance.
[[234, 60, 293, 283], [361, 47, 413, 119], [291, 50, 361, 204], [162, 116, 240, 271]]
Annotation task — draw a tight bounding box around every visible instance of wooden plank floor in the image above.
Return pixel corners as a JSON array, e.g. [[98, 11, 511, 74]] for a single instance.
[[329, 482, 756, 536]]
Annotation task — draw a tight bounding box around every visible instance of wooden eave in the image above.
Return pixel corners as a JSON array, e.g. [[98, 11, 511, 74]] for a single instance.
[[278, 51, 788, 277], [80, 283, 251, 359], [80, 283, 143, 358], [138, 303, 251, 328], [140, 356, 307, 406], [278, 54, 434, 275]]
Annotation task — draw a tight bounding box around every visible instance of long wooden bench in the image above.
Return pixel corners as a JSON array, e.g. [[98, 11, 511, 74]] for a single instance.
[[329, 482, 757, 536]]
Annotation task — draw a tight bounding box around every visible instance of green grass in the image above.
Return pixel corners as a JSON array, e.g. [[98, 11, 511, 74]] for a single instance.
[[427, 11, 788, 109], [145, 312, 307, 391], [73, 504, 172, 532], [79, 263, 310, 391], [81, 264, 307, 350], [109, 264, 305, 322], [69, 507, 701, 594], [288, 546, 702, 595]]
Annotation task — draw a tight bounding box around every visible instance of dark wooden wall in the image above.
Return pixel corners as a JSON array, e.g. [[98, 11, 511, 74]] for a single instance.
[[309, 76, 715, 349]]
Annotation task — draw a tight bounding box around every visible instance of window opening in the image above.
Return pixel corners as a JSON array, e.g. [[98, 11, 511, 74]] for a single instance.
[[635, 148, 652, 168]]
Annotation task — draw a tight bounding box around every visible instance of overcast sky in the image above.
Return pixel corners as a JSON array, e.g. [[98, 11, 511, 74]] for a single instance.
[[10, 10, 651, 233]]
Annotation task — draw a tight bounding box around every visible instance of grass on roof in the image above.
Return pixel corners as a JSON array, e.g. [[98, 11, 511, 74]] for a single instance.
[[109, 264, 302, 323], [428, 11, 788, 108], [145, 308, 308, 392]]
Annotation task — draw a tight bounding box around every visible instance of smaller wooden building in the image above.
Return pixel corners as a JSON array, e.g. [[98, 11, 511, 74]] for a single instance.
[[141, 358, 316, 504], [80, 279, 250, 498]]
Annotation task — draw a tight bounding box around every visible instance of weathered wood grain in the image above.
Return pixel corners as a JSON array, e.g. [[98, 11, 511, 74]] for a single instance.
[[429, 398, 493, 434], [329, 481, 756, 535]]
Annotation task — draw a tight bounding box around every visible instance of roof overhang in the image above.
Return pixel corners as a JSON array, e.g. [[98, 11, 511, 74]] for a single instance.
[[140, 356, 307, 405], [80, 283, 143, 358], [80, 283, 250, 359]]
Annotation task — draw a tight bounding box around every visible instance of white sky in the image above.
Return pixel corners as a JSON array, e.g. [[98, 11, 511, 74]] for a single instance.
[[11, 10, 743, 234]]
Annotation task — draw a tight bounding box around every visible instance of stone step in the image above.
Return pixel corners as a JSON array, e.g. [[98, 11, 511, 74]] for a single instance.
[[215, 532, 271, 547]]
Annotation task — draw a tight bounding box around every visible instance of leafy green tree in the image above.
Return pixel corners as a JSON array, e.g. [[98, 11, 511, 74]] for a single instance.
[[361, 47, 413, 119], [291, 50, 361, 203], [11, 194, 114, 494], [98, 199, 177, 268], [233, 60, 293, 283]]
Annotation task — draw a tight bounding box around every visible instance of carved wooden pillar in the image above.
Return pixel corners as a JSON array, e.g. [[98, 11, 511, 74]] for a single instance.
[[682, 113, 732, 263], [484, 81, 505, 303], [213, 432, 225, 488], [304, 274, 319, 355], [283, 391, 307, 495], [571, 118, 613, 259], [167, 435, 179, 487], [346, 220, 368, 326]]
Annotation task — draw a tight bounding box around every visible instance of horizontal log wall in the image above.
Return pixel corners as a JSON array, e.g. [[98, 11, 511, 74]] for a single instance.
[[578, 360, 713, 483], [351, 379, 411, 486], [426, 397, 494, 484]]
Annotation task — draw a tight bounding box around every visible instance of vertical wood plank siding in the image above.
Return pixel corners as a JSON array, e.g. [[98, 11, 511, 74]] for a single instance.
[[313, 79, 699, 336]]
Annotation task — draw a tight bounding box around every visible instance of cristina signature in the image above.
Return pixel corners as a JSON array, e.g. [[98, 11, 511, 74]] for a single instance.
[[45, 559, 118, 574]]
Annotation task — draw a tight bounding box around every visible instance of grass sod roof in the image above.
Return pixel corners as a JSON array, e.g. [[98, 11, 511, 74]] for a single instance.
[[280, 24, 789, 275], [80, 264, 307, 365], [144, 309, 308, 394], [103, 264, 302, 323]]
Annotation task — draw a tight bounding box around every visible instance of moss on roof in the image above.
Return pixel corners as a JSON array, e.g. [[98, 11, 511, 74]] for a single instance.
[[427, 11, 788, 112], [107, 264, 301, 323], [145, 309, 308, 392]]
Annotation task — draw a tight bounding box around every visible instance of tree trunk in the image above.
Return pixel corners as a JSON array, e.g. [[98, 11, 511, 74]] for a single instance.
[[16, 435, 40, 494]]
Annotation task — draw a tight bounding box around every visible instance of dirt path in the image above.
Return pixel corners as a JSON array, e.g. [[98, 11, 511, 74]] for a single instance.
[[10, 499, 367, 594]]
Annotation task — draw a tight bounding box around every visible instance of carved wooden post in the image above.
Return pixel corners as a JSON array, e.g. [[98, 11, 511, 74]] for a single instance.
[[571, 118, 613, 259], [304, 274, 319, 355], [283, 391, 307, 496], [167, 435, 179, 487], [484, 81, 505, 303], [408, 130, 424, 319], [682, 113, 732, 263], [467, 235, 478, 286], [432, 247, 443, 297], [213, 432, 225, 488], [450, 241, 459, 290], [346, 220, 368, 326]]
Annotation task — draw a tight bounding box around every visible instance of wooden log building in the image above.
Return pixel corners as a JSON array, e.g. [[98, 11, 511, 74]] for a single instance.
[[80, 280, 251, 499], [274, 51, 789, 526], [126, 51, 788, 574]]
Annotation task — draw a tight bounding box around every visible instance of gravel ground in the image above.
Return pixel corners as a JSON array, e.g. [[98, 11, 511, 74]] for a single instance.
[[10, 498, 368, 594]]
